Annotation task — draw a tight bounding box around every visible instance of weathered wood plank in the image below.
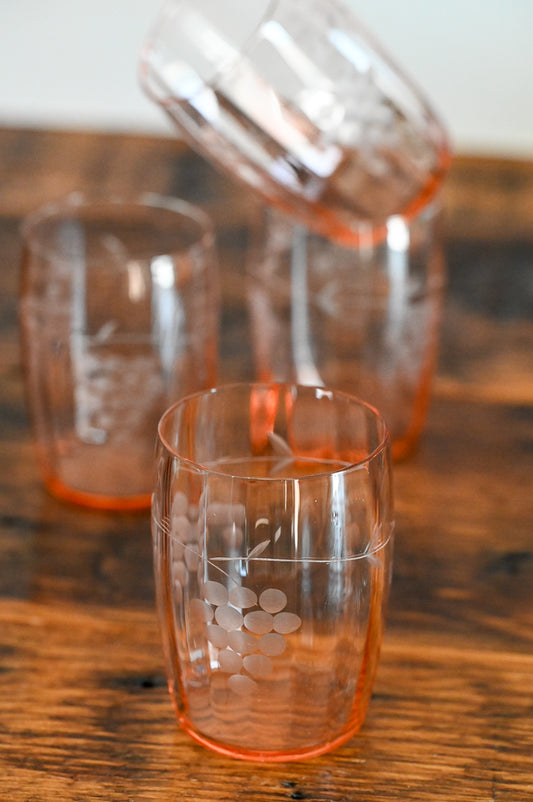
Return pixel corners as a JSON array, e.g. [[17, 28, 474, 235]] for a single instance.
[[0, 127, 532, 801]]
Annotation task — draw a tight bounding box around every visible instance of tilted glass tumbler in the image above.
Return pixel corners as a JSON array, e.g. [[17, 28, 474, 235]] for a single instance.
[[247, 197, 446, 460], [139, 0, 451, 242], [152, 382, 394, 761], [20, 193, 219, 510]]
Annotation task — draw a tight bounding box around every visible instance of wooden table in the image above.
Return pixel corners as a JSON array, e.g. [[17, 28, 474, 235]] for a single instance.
[[1, 128, 532, 801]]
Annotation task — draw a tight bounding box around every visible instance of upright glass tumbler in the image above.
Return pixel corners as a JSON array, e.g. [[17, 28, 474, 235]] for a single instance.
[[152, 382, 394, 761], [247, 198, 445, 460], [20, 194, 219, 510]]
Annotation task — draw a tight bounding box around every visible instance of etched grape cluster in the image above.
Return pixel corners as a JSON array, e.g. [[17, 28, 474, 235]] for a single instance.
[[190, 580, 302, 695], [169, 488, 302, 696]]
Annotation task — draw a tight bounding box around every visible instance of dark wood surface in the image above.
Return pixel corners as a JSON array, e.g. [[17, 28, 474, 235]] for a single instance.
[[0, 127, 532, 800]]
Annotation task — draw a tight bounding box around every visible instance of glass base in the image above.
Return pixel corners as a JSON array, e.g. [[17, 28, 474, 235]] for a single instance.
[[44, 474, 151, 512]]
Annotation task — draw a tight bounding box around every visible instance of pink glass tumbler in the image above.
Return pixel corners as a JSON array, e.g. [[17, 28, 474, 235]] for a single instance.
[[152, 382, 394, 760]]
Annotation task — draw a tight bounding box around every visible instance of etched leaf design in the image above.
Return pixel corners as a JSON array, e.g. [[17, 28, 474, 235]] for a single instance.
[[267, 431, 293, 456], [246, 539, 271, 559]]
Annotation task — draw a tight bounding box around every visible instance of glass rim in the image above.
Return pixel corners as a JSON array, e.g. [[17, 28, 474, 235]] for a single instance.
[[157, 381, 391, 479], [20, 191, 215, 264]]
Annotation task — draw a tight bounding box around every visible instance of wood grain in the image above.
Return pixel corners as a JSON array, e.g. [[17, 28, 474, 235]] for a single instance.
[[0, 128, 532, 801]]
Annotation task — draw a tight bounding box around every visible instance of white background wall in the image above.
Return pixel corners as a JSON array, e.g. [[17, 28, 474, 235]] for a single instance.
[[1, 0, 532, 158]]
